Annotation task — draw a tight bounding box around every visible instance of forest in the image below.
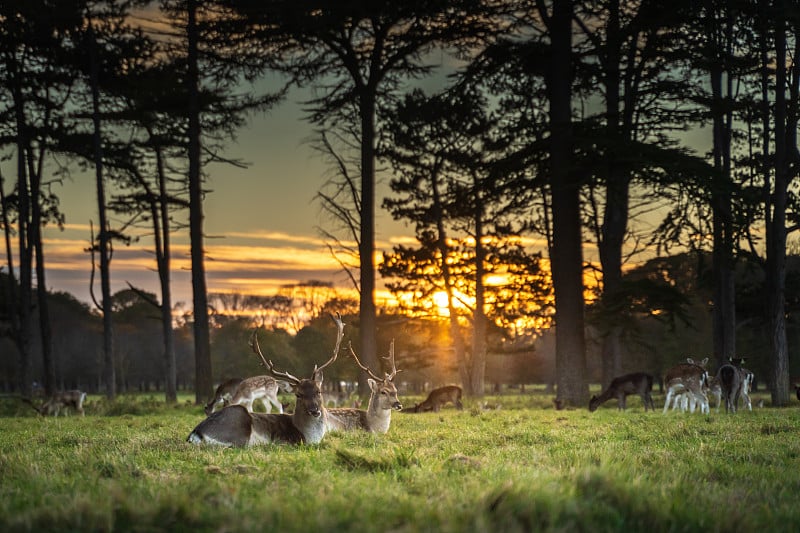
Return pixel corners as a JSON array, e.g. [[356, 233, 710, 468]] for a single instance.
[[3, 1, 800, 408]]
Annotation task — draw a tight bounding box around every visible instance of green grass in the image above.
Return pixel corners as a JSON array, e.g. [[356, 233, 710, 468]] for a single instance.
[[0, 392, 798, 532]]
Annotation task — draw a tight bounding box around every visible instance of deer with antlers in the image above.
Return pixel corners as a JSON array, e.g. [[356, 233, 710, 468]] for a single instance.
[[187, 314, 345, 446], [326, 340, 403, 434]]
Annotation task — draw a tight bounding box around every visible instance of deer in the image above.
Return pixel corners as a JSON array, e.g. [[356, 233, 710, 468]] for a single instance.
[[667, 358, 715, 412], [187, 313, 345, 446], [717, 358, 750, 413], [203, 378, 243, 415], [588, 372, 654, 412], [410, 385, 463, 413], [663, 358, 710, 414], [204, 375, 290, 416], [325, 340, 403, 434], [24, 390, 87, 417]]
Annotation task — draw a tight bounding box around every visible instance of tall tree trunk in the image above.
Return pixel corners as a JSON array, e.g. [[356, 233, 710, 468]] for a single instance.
[[547, 0, 588, 406], [12, 79, 33, 398], [27, 148, 55, 396], [470, 188, 487, 397], [767, 1, 790, 406], [156, 145, 177, 404], [89, 23, 116, 400], [187, 0, 213, 404], [357, 90, 379, 396], [599, 0, 627, 387]]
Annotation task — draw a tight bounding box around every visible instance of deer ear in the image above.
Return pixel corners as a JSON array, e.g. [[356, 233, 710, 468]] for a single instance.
[[368, 378, 378, 390], [315, 371, 324, 384], [687, 358, 695, 364], [701, 357, 708, 365]]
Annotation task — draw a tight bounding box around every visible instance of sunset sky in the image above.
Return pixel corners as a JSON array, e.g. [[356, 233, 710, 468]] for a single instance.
[[3, 83, 414, 309]]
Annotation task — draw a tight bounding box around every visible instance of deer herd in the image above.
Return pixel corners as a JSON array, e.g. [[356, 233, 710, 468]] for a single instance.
[[19, 312, 785, 445]]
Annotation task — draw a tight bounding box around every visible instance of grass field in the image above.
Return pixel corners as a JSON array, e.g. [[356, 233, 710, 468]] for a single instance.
[[0, 391, 798, 532]]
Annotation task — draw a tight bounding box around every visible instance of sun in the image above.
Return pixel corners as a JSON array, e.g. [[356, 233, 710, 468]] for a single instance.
[[432, 291, 450, 316]]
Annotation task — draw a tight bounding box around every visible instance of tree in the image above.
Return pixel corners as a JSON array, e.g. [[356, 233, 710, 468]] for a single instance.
[[381, 88, 553, 396], [223, 0, 490, 395]]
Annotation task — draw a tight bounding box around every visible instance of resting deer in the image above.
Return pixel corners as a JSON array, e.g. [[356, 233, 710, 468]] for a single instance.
[[589, 372, 654, 412], [204, 375, 289, 416], [25, 390, 87, 417], [204, 378, 243, 415], [326, 340, 403, 433], [663, 358, 709, 414], [410, 385, 463, 412], [187, 314, 344, 446]]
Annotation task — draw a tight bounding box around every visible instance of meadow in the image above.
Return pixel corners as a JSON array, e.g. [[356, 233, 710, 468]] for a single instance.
[[0, 391, 798, 532]]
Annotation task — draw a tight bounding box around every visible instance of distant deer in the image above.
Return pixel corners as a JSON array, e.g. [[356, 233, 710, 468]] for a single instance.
[[326, 340, 403, 433], [24, 390, 87, 417], [204, 375, 289, 416], [717, 358, 749, 413], [204, 378, 243, 415], [663, 358, 709, 414], [668, 358, 714, 412], [187, 314, 345, 446], [588, 372, 654, 412], [410, 385, 463, 413]]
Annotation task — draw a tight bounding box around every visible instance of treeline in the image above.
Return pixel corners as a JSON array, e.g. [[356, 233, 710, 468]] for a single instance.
[[3, 1, 800, 406], [3, 250, 800, 395]]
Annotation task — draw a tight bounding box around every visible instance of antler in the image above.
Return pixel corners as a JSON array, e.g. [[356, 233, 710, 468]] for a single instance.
[[383, 339, 400, 381], [249, 330, 301, 386], [312, 312, 345, 379], [348, 338, 401, 382], [348, 341, 383, 381]]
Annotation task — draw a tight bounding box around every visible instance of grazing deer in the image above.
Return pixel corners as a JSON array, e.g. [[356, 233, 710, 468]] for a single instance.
[[717, 358, 749, 413], [663, 358, 709, 414], [326, 340, 403, 433], [204, 378, 243, 415], [216, 375, 290, 415], [410, 385, 463, 413], [187, 314, 345, 446], [25, 390, 87, 417], [588, 372, 654, 412]]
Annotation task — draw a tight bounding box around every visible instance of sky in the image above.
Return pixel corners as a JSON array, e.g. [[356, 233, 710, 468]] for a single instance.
[[3, 84, 414, 310]]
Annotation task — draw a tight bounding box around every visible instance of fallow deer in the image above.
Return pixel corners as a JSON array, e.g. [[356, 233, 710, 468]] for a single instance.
[[204, 378, 243, 415], [717, 358, 749, 413], [326, 340, 403, 433], [209, 375, 290, 415], [410, 385, 463, 412], [25, 390, 87, 417], [187, 313, 345, 446], [663, 358, 709, 414], [588, 372, 654, 412]]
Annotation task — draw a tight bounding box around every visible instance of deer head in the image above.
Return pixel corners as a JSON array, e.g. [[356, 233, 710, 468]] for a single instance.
[[250, 313, 345, 420], [348, 339, 402, 412]]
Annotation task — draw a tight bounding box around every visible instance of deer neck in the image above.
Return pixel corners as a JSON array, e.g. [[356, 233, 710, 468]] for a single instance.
[[292, 408, 328, 444], [365, 393, 391, 433]]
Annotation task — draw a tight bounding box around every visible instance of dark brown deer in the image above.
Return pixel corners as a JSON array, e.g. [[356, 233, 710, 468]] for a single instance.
[[717, 357, 746, 413], [326, 340, 402, 433], [410, 385, 463, 413], [187, 314, 344, 446], [588, 372, 654, 412], [24, 390, 87, 417]]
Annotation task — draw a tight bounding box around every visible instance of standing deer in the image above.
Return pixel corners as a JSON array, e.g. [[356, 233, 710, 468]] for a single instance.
[[326, 340, 403, 433], [25, 390, 87, 417], [717, 358, 748, 413], [187, 314, 345, 446], [204, 375, 289, 416], [588, 372, 654, 412], [203, 378, 243, 415], [663, 358, 709, 414], [410, 385, 463, 413]]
